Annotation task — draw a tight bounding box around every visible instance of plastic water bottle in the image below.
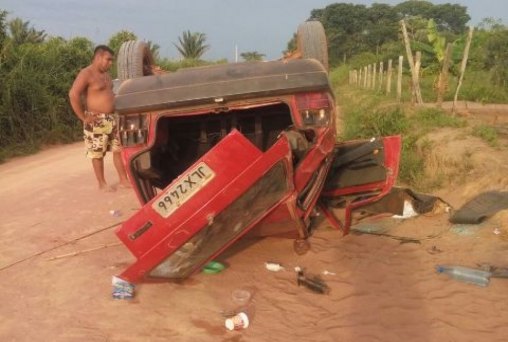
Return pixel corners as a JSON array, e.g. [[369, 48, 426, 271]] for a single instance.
[[435, 265, 492, 287]]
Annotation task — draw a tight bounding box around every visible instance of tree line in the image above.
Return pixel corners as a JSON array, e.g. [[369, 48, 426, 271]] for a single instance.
[[302, 1, 507, 93]]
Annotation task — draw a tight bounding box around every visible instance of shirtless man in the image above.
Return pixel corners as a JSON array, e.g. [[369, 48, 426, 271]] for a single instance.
[[69, 45, 131, 191]]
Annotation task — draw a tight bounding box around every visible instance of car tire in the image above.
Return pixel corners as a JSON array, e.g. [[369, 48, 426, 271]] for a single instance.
[[297, 21, 329, 71], [117, 40, 155, 81]]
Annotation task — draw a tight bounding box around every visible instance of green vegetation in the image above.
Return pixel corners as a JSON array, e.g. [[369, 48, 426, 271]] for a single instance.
[[472, 124, 498, 147], [412, 108, 466, 130], [306, 1, 507, 103], [240, 51, 266, 62], [333, 76, 468, 190], [307, 1, 470, 65], [0, 15, 94, 162], [173, 30, 210, 60], [0, 12, 221, 162]]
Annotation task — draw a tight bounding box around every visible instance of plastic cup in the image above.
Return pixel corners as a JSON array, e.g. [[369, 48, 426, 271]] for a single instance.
[[225, 312, 249, 330], [231, 289, 251, 305]]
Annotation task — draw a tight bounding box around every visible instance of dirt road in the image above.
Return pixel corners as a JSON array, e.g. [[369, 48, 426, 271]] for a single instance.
[[0, 142, 507, 341]]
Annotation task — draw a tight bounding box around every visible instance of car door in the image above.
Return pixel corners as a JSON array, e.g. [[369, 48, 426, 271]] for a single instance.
[[116, 129, 294, 282], [320, 135, 402, 234]]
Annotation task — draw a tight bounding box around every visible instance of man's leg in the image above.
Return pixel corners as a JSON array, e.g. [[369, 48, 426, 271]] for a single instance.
[[92, 157, 114, 191], [113, 151, 131, 188]]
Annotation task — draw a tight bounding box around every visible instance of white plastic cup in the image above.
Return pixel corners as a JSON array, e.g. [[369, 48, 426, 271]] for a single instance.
[[225, 312, 250, 330]]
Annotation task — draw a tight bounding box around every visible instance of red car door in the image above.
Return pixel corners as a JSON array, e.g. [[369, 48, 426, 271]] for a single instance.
[[320, 135, 402, 234], [116, 129, 294, 282]]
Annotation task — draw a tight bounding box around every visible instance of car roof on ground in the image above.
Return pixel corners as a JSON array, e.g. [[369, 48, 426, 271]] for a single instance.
[[115, 59, 331, 114]]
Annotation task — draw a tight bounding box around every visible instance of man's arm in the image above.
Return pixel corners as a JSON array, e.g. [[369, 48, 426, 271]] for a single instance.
[[69, 69, 93, 123]]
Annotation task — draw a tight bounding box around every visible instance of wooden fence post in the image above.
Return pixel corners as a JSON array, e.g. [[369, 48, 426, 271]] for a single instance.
[[386, 59, 393, 95], [364, 66, 368, 88], [372, 63, 377, 89], [367, 64, 372, 89], [397, 55, 403, 102], [400, 20, 423, 104], [414, 51, 422, 104], [379, 61, 384, 91], [453, 26, 474, 112]]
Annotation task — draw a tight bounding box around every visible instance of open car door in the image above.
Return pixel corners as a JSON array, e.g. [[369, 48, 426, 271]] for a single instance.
[[320, 135, 402, 235], [116, 130, 293, 282]]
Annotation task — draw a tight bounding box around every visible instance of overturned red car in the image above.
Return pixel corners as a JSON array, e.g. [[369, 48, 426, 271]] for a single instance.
[[113, 23, 401, 283]]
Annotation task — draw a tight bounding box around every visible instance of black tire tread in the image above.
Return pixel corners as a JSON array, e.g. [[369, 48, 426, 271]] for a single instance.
[[297, 21, 329, 71], [117, 41, 155, 81]]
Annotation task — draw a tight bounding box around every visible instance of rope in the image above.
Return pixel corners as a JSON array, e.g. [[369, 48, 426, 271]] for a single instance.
[[0, 221, 124, 272]]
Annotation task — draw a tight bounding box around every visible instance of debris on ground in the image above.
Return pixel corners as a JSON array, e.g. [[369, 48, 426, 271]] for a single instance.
[[435, 264, 491, 287], [112, 276, 135, 300], [450, 191, 508, 224], [265, 262, 285, 272], [295, 267, 330, 294], [202, 261, 225, 274]]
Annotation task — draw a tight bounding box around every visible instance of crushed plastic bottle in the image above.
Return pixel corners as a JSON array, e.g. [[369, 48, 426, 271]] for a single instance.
[[435, 265, 492, 287]]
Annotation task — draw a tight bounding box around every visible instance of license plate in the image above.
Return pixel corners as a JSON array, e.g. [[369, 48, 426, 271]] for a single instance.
[[152, 162, 216, 218]]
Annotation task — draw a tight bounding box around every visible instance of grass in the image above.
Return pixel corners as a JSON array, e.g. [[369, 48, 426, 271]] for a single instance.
[[410, 107, 466, 130], [333, 62, 508, 190], [472, 124, 499, 147], [334, 83, 474, 191]]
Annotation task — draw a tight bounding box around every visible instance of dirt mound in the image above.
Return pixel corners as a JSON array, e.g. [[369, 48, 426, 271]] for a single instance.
[[418, 112, 508, 228]]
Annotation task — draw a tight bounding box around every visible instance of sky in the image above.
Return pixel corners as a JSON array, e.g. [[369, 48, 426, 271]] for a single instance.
[[1, 0, 507, 61]]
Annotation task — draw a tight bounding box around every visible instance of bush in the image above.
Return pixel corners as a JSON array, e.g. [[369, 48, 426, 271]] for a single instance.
[[0, 36, 92, 161]]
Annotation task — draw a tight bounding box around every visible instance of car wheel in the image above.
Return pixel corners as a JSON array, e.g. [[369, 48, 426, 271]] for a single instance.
[[117, 40, 155, 81], [297, 21, 329, 71]]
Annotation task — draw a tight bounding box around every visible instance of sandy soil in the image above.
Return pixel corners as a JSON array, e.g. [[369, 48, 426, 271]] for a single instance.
[[0, 123, 507, 341]]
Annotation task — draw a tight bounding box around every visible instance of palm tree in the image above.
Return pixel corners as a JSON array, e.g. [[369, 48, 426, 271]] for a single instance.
[[240, 51, 266, 62], [174, 31, 210, 59], [146, 40, 160, 61], [8, 18, 46, 45]]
